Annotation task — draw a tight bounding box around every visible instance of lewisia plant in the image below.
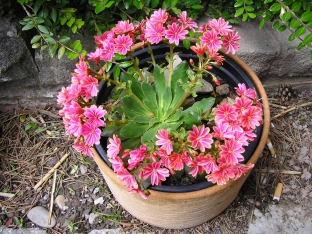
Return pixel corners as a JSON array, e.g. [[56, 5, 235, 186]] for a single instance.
[[58, 9, 263, 198]]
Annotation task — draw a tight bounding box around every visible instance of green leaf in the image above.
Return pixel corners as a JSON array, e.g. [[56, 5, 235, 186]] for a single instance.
[[22, 21, 35, 31], [49, 43, 58, 58], [153, 65, 166, 105], [59, 36, 70, 44], [259, 19, 266, 29], [113, 66, 120, 80], [67, 17, 75, 27], [277, 25, 287, 32], [142, 82, 157, 107], [105, 1, 114, 8], [295, 26, 306, 37], [290, 19, 301, 29], [272, 21, 281, 29], [119, 61, 133, 68], [72, 40, 82, 52], [141, 124, 160, 142], [183, 40, 191, 50], [51, 8, 57, 22], [291, 2, 301, 12], [71, 25, 77, 33], [45, 36, 56, 44], [121, 73, 144, 100], [60, 16, 67, 25], [31, 35, 41, 44], [303, 34, 312, 45], [151, 0, 159, 8], [296, 42, 306, 51], [281, 12, 292, 23], [32, 43, 41, 49], [58, 46, 65, 59], [121, 96, 150, 116], [242, 13, 248, 21], [133, 115, 152, 124], [269, 3, 281, 12], [191, 4, 203, 9], [245, 6, 254, 12], [264, 0, 273, 3], [95, 4, 106, 14], [234, 0, 243, 7], [301, 12, 312, 23], [235, 8, 244, 17], [248, 13, 256, 18], [38, 25, 49, 34], [120, 122, 150, 138], [34, 17, 44, 24], [161, 87, 172, 117], [288, 33, 296, 42]]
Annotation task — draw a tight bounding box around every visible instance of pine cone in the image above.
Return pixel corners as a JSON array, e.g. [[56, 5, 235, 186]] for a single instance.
[[275, 84, 297, 104]]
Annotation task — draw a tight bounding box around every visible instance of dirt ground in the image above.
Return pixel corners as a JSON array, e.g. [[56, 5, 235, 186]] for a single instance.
[[0, 86, 311, 234]]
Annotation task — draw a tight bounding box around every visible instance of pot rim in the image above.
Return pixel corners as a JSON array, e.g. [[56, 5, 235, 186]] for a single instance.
[[92, 49, 270, 200]]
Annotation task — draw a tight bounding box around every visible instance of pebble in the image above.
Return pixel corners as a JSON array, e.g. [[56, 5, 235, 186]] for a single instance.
[[93, 187, 100, 194], [195, 79, 214, 93], [216, 84, 230, 95], [88, 213, 100, 224], [54, 195, 66, 210], [27, 206, 56, 228], [94, 197, 104, 205], [80, 164, 88, 175]]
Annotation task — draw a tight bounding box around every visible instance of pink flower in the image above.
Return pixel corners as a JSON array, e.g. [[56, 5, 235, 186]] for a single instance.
[[109, 156, 124, 172], [168, 152, 188, 171], [64, 101, 84, 119], [165, 23, 188, 45], [74, 56, 89, 81], [73, 141, 93, 157], [84, 105, 106, 127], [196, 153, 218, 174], [188, 125, 213, 152], [145, 21, 166, 44], [114, 20, 134, 34], [232, 163, 254, 180], [243, 128, 257, 141], [149, 8, 168, 25], [178, 11, 198, 31], [200, 30, 222, 52], [94, 30, 114, 47], [214, 103, 237, 123], [222, 30, 240, 54], [206, 163, 236, 185], [67, 83, 82, 102], [81, 122, 101, 146], [233, 131, 249, 146], [107, 135, 121, 159], [117, 167, 138, 189], [129, 188, 149, 199], [142, 162, 169, 186], [114, 35, 133, 55], [233, 96, 253, 115], [57, 87, 70, 105], [66, 114, 83, 137], [81, 75, 99, 99], [240, 106, 263, 129], [187, 154, 206, 177], [100, 41, 115, 62], [235, 83, 257, 100], [128, 145, 147, 170], [87, 48, 102, 63], [219, 139, 245, 164], [190, 44, 207, 56], [213, 121, 234, 140], [155, 129, 173, 155], [208, 17, 232, 36]]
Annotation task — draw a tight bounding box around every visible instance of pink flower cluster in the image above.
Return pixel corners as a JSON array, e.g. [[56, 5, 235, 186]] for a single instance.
[[57, 56, 107, 157], [87, 9, 240, 66], [106, 84, 262, 198]]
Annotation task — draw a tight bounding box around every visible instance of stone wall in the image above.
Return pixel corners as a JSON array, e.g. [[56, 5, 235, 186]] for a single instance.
[[0, 4, 311, 111]]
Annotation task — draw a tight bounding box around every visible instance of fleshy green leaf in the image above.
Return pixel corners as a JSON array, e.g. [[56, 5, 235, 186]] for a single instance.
[[153, 65, 166, 106], [121, 73, 144, 100], [113, 66, 120, 80], [121, 96, 150, 116], [142, 82, 157, 108], [120, 122, 150, 138], [161, 87, 172, 117]]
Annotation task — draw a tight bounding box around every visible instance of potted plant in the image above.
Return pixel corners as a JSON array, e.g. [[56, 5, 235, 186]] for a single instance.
[[57, 9, 270, 229]]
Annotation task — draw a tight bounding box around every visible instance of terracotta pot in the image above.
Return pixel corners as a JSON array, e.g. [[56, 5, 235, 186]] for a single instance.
[[92, 48, 270, 229]]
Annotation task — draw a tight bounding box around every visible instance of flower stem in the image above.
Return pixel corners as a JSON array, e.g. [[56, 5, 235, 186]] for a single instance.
[[167, 43, 174, 87], [128, 51, 145, 81], [147, 43, 156, 67]]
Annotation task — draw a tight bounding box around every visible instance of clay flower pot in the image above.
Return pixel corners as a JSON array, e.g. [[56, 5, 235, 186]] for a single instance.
[[92, 50, 270, 229]]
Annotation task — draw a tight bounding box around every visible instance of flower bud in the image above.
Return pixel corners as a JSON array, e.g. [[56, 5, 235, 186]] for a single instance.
[[189, 59, 194, 65], [205, 65, 213, 70]]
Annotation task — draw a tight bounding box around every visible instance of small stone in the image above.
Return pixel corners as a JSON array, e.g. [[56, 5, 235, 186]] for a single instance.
[[80, 165, 88, 175], [88, 213, 100, 224], [93, 187, 100, 194], [43, 194, 49, 200], [27, 206, 56, 228], [195, 79, 214, 93], [94, 197, 104, 205], [216, 84, 230, 95], [255, 201, 261, 207], [54, 195, 66, 210]]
